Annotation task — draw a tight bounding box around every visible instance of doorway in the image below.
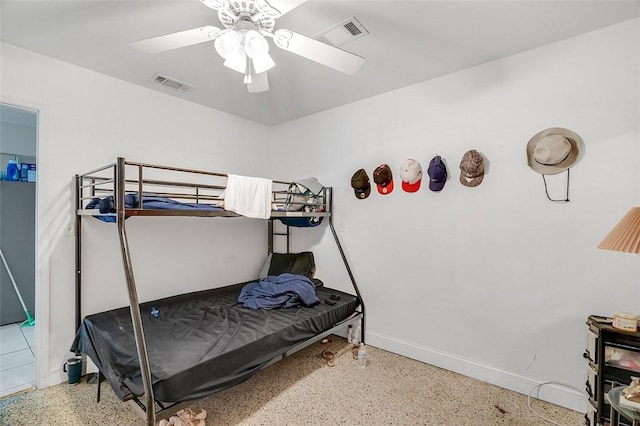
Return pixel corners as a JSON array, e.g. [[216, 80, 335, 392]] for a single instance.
[[0, 103, 37, 397]]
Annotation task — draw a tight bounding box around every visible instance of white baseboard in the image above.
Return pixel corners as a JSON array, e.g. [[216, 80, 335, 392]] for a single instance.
[[366, 331, 588, 414], [46, 365, 66, 388]]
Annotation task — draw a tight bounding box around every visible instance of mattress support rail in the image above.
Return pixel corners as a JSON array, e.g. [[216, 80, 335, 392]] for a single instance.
[[282, 312, 363, 358]]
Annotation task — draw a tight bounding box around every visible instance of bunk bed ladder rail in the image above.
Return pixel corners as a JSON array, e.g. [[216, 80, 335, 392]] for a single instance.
[[115, 157, 157, 426], [268, 219, 290, 254]]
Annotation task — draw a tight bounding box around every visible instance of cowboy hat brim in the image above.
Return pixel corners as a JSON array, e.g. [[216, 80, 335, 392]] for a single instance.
[[526, 127, 580, 175]]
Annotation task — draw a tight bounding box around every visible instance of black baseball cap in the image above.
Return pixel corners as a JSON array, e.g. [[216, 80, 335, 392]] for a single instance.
[[351, 169, 371, 199], [373, 164, 394, 195]]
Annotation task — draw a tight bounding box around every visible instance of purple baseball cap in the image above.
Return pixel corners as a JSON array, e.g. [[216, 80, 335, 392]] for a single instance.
[[427, 155, 447, 192]]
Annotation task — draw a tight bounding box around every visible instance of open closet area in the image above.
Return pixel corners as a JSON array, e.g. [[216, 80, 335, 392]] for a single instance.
[[0, 103, 37, 398]]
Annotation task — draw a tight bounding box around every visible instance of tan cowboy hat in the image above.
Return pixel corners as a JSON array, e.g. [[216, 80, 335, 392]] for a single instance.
[[526, 127, 581, 175]]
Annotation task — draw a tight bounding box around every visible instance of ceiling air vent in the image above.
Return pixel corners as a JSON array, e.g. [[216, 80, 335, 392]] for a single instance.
[[149, 74, 196, 92], [315, 17, 368, 47]]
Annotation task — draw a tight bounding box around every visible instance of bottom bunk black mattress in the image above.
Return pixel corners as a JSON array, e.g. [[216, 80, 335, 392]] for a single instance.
[[71, 280, 358, 403]]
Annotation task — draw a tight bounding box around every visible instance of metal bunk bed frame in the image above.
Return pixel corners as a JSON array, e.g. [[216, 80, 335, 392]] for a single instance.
[[74, 157, 365, 426]]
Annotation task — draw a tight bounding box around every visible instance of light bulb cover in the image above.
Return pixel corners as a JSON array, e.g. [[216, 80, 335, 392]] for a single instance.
[[251, 53, 275, 74], [214, 30, 242, 60], [224, 51, 247, 73], [244, 30, 269, 58]]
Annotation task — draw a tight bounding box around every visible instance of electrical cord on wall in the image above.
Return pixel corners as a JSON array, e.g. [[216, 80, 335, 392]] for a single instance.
[[527, 381, 585, 426]]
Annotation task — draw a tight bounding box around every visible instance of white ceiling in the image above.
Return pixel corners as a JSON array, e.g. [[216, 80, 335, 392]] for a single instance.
[[1, 0, 639, 126]]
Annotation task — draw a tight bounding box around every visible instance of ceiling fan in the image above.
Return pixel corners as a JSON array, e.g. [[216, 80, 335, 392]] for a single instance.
[[129, 0, 366, 93]]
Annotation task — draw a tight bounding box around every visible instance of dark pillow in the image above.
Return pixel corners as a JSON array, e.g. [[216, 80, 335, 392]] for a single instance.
[[268, 251, 316, 279]]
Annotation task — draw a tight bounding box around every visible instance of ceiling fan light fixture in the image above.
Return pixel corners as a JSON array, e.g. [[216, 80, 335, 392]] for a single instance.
[[251, 53, 275, 73], [244, 30, 274, 73], [133, 0, 367, 94], [244, 30, 269, 57], [223, 51, 247, 73], [214, 29, 242, 59]]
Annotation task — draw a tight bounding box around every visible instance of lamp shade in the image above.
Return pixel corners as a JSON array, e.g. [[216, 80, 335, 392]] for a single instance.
[[598, 207, 640, 254]]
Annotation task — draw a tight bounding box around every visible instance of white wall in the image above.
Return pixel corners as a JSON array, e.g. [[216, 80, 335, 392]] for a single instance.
[[1, 16, 638, 413], [1, 42, 272, 386], [270, 18, 640, 411]]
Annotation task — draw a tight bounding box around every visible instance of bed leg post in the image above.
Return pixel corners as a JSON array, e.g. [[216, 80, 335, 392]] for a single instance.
[[96, 371, 103, 403], [75, 174, 82, 334]]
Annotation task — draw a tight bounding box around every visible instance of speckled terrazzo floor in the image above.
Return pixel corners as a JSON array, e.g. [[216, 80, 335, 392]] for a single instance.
[[0, 337, 584, 425]]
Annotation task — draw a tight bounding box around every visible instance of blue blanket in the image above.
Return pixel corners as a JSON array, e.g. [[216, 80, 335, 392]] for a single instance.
[[238, 273, 320, 310], [86, 193, 222, 222]]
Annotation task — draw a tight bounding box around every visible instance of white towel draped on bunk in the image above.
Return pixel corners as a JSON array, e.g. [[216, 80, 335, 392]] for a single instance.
[[224, 174, 273, 219]]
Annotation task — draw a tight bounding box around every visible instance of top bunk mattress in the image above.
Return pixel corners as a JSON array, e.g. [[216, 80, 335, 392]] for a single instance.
[[71, 281, 358, 403]]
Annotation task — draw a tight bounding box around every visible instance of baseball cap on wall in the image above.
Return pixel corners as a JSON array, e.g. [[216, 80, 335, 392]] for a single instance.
[[459, 149, 484, 187], [351, 168, 371, 199], [373, 164, 394, 195], [400, 159, 422, 193], [427, 155, 447, 192]]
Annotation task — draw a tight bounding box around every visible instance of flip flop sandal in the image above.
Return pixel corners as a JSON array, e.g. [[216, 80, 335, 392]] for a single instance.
[[169, 415, 205, 426], [322, 350, 336, 367], [177, 409, 207, 420], [352, 346, 359, 360]]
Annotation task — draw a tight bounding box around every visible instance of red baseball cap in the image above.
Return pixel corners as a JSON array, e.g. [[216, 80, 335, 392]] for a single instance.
[[400, 159, 422, 193]]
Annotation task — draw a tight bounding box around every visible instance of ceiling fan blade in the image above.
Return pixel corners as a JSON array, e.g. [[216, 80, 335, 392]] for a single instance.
[[247, 72, 269, 93], [263, 0, 308, 18], [201, 0, 305, 18], [272, 29, 364, 75], [129, 26, 221, 54]]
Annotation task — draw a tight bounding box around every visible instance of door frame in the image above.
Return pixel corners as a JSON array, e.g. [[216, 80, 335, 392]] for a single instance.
[[1, 97, 48, 390]]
